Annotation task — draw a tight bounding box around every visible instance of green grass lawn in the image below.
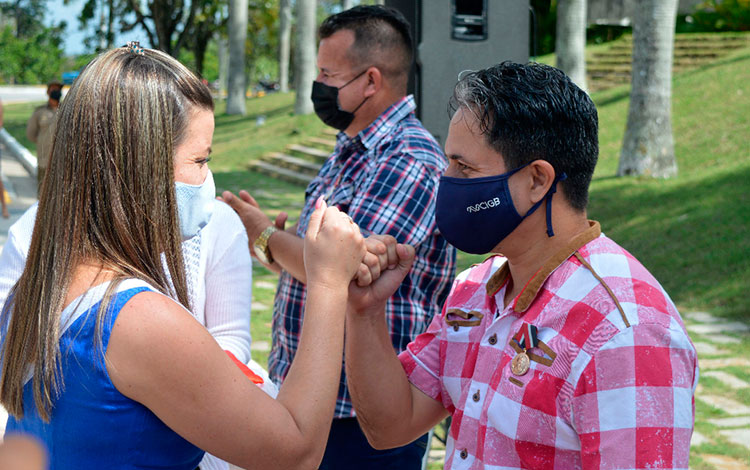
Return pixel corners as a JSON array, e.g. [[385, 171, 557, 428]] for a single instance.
[[2, 101, 41, 152], [2, 43, 749, 467]]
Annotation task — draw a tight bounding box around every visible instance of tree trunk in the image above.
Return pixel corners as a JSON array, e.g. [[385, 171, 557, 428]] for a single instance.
[[106, 0, 115, 48], [278, 0, 292, 93], [555, 0, 587, 91], [218, 36, 229, 97], [193, 27, 211, 78], [294, 0, 317, 115], [342, 0, 354, 9], [227, 0, 248, 115], [617, 0, 678, 177], [98, 1, 107, 51]]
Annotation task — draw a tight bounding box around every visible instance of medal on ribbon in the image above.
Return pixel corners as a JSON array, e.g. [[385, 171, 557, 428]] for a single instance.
[[510, 323, 538, 376]]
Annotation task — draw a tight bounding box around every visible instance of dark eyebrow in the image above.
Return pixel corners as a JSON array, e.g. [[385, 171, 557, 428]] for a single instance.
[[448, 154, 468, 162]]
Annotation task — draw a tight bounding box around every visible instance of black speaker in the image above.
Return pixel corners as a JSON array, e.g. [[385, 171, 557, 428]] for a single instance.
[[386, 0, 529, 144]]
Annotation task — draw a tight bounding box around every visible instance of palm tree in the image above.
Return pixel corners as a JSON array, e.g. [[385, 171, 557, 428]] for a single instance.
[[278, 0, 292, 93], [617, 0, 679, 177], [294, 0, 317, 115], [556, 0, 587, 91], [226, 0, 248, 115]]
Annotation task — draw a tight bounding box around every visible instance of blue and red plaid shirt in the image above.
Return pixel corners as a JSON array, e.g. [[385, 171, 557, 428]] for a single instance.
[[269, 95, 456, 417]]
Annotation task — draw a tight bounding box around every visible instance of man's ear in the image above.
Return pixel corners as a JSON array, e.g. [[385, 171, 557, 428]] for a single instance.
[[527, 160, 556, 204], [363, 66, 381, 98]]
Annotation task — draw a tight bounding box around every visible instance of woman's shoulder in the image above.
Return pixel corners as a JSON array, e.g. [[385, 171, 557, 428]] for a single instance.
[[109, 288, 193, 353], [203, 201, 247, 240]]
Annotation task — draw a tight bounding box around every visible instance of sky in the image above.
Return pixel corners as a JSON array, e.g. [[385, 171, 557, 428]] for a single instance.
[[46, 0, 148, 56]]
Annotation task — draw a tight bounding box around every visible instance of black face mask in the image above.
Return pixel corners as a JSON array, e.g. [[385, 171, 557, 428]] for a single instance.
[[310, 70, 369, 131], [49, 89, 62, 101]]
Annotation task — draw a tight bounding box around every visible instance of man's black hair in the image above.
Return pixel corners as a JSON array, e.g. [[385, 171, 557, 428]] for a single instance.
[[319, 5, 413, 85], [450, 61, 599, 211]]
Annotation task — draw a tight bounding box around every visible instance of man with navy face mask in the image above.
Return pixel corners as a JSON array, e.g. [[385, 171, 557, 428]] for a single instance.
[[345, 62, 698, 470], [221, 5, 455, 470]]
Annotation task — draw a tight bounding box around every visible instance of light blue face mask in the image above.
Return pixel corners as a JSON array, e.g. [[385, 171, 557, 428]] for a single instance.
[[175, 169, 216, 240]]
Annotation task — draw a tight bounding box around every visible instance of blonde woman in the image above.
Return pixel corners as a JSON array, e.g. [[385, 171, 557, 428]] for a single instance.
[[0, 44, 365, 470], [0, 196, 261, 470]]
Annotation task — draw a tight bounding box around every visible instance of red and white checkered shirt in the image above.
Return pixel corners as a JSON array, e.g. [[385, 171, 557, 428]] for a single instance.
[[399, 221, 698, 469]]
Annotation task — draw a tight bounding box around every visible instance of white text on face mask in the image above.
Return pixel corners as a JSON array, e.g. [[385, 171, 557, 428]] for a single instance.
[[466, 197, 502, 213]]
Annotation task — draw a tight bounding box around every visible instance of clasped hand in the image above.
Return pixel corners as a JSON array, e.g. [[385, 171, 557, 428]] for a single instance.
[[222, 189, 415, 306], [303, 197, 415, 311]]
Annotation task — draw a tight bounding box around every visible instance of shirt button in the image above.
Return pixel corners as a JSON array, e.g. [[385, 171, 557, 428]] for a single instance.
[[460, 449, 468, 459], [488, 334, 497, 345], [472, 390, 480, 402], [453, 324, 459, 332]]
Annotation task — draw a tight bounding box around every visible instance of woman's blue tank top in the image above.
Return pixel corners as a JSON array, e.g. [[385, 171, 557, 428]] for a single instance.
[[4, 279, 205, 469]]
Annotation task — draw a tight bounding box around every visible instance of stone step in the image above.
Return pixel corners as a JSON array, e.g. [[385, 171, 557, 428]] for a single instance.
[[250, 160, 314, 186], [619, 35, 749, 44], [589, 70, 631, 79], [306, 136, 337, 149], [587, 62, 716, 77], [608, 41, 747, 52], [588, 64, 633, 73], [588, 56, 722, 67], [588, 82, 627, 92], [693, 341, 728, 356], [618, 32, 749, 40], [719, 429, 750, 452], [702, 371, 750, 389], [586, 33, 750, 92], [709, 416, 750, 428], [700, 454, 750, 470], [594, 53, 724, 64], [322, 128, 339, 137], [699, 358, 750, 369], [685, 311, 723, 323], [287, 144, 330, 163], [697, 394, 750, 415], [261, 152, 322, 177], [688, 321, 750, 336]]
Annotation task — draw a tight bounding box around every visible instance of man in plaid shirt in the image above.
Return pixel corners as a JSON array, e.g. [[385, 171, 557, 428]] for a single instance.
[[345, 62, 698, 469], [222, 6, 455, 469]]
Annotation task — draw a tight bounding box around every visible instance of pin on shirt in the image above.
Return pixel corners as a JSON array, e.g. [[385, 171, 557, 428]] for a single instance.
[[511, 323, 538, 376]]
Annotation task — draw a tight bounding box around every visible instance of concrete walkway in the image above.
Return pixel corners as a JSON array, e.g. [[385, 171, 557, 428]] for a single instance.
[[684, 310, 750, 470], [0, 140, 38, 247]]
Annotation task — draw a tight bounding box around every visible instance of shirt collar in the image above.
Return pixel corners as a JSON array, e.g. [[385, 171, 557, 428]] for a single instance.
[[336, 95, 415, 151], [485, 221, 602, 312]]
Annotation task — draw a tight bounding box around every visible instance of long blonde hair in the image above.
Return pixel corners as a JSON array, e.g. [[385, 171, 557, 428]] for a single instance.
[[0, 46, 214, 421]]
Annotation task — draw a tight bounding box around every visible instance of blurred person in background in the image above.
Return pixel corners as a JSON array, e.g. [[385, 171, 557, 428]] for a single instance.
[[26, 81, 63, 190], [0, 98, 9, 218]]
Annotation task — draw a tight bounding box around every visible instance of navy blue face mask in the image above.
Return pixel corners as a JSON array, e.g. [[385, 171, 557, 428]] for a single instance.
[[435, 164, 567, 254], [311, 70, 369, 131]]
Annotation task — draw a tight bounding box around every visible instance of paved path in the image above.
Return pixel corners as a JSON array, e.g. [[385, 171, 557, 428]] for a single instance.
[[0, 85, 62, 104], [0, 142, 39, 246], [684, 311, 750, 469]]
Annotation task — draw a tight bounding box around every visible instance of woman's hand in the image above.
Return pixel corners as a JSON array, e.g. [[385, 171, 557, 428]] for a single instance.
[[348, 242, 415, 317], [304, 196, 366, 290]]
